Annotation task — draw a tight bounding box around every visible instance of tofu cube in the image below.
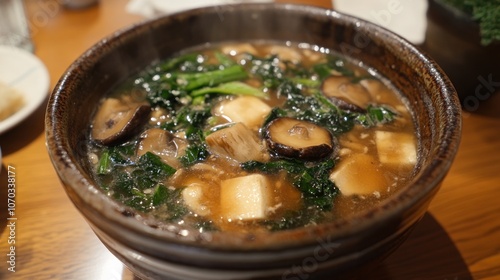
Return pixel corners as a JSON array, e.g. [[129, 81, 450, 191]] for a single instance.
[[375, 131, 417, 165], [330, 153, 388, 196], [220, 174, 271, 221], [215, 96, 271, 130], [182, 184, 210, 217]]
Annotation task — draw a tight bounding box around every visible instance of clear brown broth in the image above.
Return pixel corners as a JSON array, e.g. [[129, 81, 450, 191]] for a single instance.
[[89, 42, 417, 233]]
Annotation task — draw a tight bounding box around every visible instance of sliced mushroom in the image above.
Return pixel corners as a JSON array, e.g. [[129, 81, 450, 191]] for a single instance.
[[221, 43, 258, 56], [264, 117, 334, 161], [206, 122, 269, 163], [264, 45, 303, 63], [137, 128, 188, 169], [321, 76, 372, 111], [328, 96, 367, 113], [91, 97, 151, 146]]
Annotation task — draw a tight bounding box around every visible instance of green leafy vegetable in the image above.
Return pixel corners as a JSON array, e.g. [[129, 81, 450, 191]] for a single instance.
[[178, 65, 248, 91], [180, 144, 209, 167], [312, 56, 355, 79], [278, 81, 355, 135], [442, 0, 500, 45], [138, 152, 176, 180], [355, 105, 397, 127], [191, 81, 267, 98], [263, 207, 326, 231], [248, 54, 285, 89], [242, 159, 338, 210], [158, 53, 201, 72], [152, 184, 169, 206], [97, 149, 111, 175], [215, 51, 237, 67]]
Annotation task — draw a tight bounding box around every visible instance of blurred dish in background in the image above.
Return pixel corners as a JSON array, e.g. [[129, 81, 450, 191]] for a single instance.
[[0, 46, 50, 134]]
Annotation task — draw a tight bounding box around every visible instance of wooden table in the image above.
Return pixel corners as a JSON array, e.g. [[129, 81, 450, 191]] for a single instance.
[[1, 0, 499, 279]]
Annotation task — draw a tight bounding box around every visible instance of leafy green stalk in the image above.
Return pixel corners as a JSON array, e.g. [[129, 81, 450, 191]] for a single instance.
[[159, 53, 201, 72], [291, 77, 321, 88], [215, 51, 236, 67], [178, 65, 248, 91], [190, 81, 267, 98], [97, 149, 111, 175]]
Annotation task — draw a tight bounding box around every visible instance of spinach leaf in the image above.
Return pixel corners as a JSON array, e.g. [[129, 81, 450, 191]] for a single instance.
[[247, 54, 285, 89], [241, 158, 338, 210], [138, 152, 176, 181], [356, 105, 397, 127], [180, 144, 209, 167], [264, 207, 326, 231]]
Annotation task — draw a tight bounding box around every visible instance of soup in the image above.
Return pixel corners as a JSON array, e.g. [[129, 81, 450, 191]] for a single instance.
[[88, 42, 417, 233]]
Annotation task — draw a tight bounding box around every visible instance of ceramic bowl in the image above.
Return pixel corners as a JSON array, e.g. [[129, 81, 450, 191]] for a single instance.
[[45, 3, 461, 279]]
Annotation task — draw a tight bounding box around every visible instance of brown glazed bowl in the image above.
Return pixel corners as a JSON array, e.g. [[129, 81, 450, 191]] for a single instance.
[[45, 3, 461, 280]]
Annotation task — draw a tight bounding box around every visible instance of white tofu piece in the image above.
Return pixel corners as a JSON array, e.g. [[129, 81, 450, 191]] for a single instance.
[[375, 131, 417, 165], [182, 184, 210, 217], [220, 174, 271, 221], [330, 153, 388, 196], [214, 96, 271, 130], [206, 122, 268, 163]]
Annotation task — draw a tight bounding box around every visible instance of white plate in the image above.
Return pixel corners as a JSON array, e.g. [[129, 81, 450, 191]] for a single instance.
[[0, 46, 50, 134]]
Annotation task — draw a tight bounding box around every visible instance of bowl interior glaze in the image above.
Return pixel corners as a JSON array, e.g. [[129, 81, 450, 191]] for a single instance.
[[46, 3, 461, 279]]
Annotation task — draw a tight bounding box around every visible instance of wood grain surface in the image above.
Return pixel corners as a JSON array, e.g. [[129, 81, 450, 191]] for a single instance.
[[0, 0, 499, 279]]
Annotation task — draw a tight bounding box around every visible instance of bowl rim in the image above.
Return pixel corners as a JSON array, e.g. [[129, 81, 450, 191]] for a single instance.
[[45, 2, 462, 251]]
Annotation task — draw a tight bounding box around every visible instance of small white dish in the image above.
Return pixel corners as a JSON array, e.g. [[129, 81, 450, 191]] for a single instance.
[[0, 46, 50, 134]]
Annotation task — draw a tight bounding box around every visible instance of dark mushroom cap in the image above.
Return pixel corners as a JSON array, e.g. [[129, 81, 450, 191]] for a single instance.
[[91, 97, 151, 146], [264, 117, 334, 161], [328, 96, 367, 113], [137, 128, 188, 169], [321, 75, 371, 111]]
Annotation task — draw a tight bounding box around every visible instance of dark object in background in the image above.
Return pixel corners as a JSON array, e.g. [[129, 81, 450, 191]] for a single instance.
[[422, 0, 500, 106]]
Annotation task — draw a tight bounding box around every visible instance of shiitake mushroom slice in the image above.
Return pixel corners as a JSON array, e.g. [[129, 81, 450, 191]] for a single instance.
[[328, 96, 366, 113], [321, 75, 371, 112], [136, 128, 188, 169], [91, 97, 151, 146], [264, 117, 334, 161]]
